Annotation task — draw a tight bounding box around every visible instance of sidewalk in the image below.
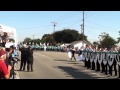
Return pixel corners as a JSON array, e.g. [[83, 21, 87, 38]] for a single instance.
[[10, 61, 20, 79], [14, 62, 20, 79]]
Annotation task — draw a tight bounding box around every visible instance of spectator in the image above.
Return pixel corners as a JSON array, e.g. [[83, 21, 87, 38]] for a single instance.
[[19, 44, 28, 71], [2, 32, 9, 47], [0, 49, 11, 79], [27, 46, 34, 72], [5, 46, 14, 68], [0, 34, 2, 47]]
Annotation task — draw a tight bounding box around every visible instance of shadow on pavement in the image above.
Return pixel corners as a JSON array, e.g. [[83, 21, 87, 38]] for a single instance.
[[54, 59, 77, 62], [66, 62, 80, 64], [54, 60, 69, 62], [55, 66, 103, 79], [53, 59, 119, 79]]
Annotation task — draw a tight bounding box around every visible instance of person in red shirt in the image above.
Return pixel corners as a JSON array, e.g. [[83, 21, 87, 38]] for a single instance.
[[0, 49, 11, 79]]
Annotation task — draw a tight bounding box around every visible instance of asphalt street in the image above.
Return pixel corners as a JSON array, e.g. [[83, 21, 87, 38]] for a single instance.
[[16, 51, 119, 79]]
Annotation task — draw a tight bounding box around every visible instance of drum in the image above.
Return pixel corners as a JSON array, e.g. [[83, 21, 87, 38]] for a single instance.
[[76, 54, 83, 61]]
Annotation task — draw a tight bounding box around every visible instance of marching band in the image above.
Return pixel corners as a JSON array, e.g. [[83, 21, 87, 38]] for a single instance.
[[82, 45, 120, 78], [18, 43, 120, 78]]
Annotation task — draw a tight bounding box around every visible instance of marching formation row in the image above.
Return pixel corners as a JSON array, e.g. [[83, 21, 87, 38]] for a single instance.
[[18, 44, 68, 52], [80, 45, 120, 78]]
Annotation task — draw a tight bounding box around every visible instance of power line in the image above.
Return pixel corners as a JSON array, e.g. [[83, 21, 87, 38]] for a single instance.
[[85, 21, 118, 32], [17, 25, 51, 30], [54, 11, 81, 23], [85, 24, 118, 33], [63, 20, 82, 28]]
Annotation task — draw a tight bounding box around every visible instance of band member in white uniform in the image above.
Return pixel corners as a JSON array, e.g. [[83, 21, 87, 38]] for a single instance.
[[109, 46, 117, 76]]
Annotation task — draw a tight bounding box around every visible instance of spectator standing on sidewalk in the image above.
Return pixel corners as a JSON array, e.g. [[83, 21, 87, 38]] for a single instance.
[[27, 46, 34, 72], [19, 44, 28, 71], [0, 48, 11, 79]]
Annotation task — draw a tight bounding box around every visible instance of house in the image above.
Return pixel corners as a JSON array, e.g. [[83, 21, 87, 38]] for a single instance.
[[69, 40, 92, 50]]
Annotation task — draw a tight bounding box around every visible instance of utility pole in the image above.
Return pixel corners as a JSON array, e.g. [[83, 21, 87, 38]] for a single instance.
[[83, 11, 84, 41], [51, 22, 57, 33], [81, 11, 85, 43], [80, 24, 83, 34], [32, 35, 35, 40]]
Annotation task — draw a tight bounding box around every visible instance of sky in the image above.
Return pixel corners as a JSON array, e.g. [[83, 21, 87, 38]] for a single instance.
[[0, 11, 120, 44]]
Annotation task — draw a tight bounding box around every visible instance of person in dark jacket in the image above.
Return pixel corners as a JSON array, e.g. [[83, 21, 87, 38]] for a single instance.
[[2, 32, 9, 47], [26, 46, 34, 72], [70, 48, 76, 61], [19, 44, 28, 71]]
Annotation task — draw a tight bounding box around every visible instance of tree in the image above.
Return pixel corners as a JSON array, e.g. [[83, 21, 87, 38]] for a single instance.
[[93, 41, 99, 46], [78, 33, 87, 41], [24, 37, 31, 42], [31, 38, 41, 45], [40, 29, 89, 45], [53, 29, 86, 43], [41, 34, 50, 40], [62, 33, 74, 43], [53, 31, 63, 43], [99, 32, 117, 48], [23, 37, 32, 44], [45, 35, 56, 45], [117, 31, 120, 43], [62, 29, 80, 42], [41, 34, 50, 43], [41, 34, 57, 45]]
